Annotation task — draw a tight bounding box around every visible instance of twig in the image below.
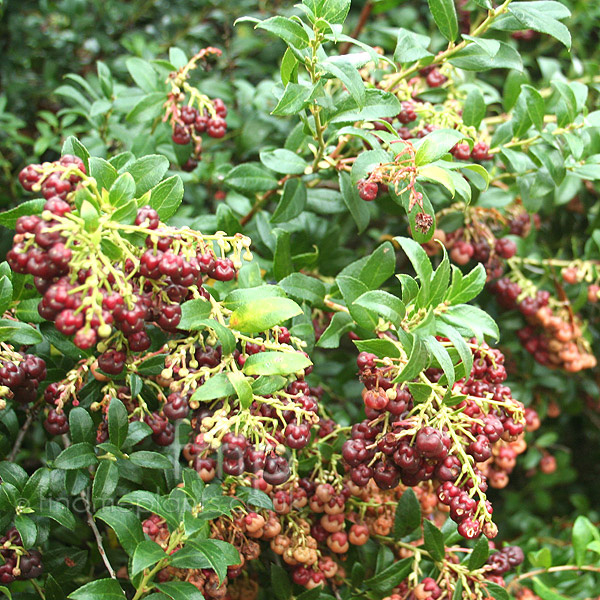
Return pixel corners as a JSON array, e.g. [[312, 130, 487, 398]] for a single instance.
[[340, 1, 373, 54], [80, 489, 117, 579], [7, 402, 41, 461], [507, 565, 600, 592]]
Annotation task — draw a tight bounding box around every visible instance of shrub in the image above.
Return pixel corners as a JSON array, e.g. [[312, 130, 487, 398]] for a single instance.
[[1, 1, 600, 599]]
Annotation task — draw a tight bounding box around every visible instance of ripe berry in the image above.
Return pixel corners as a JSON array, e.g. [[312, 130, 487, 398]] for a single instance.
[[207, 117, 227, 138], [55, 309, 85, 336], [213, 98, 228, 118], [18, 165, 42, 191], [426, 69, 447, 87], [135, 206, 160, 230], [44, 408, 69, 435], [397, 101, 417, 124], [495, 237, 517, 259], [450, 240, 474, 265], [210, 257, 236, 281], [357, 179, 378, 201], [172, 123, 191, 145], [180, 105, 199, 125], [98, 350, 126, 375], [471, 142, 491, 161], [451, 142, 471, 161], [263, 454, 291, 486]]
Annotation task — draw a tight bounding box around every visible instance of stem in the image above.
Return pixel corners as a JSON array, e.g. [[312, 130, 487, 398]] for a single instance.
[[80, 490, 117, 579], [507, 565, 600, 591], [7, 402, 41, 462], [383, 0, 513, 91]]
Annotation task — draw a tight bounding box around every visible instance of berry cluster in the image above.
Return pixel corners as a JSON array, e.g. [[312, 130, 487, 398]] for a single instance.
[[485, 545, 525, 585], [170, 99, 228, 165], [450, 141, 492, 162], [11, 157, 248, 353], [492, 278, 596, 372], [0, 528, 43, 584], [183, 364, 320, 485], [0, 351, 46, 405], [162, 47, 228, 167], [342, 341, 526, 539]]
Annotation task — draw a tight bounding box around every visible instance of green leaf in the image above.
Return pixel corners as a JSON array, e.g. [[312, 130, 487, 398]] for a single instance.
[[330, 88, 401, 124], [119, 490, 178, 527], [251, 375, 287, 395], [532, 579, 570, 600], [424, 336, 455, 389], [271, 564, 293, 600], [394, 29, 433, 63], [393, 488, 421, 538], [450, 41, 522, 71], [393, 336, 428, 383], [150, 175, 184, 222], [109, 172, 136, 207], [271, 178, 307, 223], [129, 155, 170, 196], [303, 0, 351, 24], [126, 92, 165, 123], [92, 460, 119, 505], [256, 16, 310, 49], [242, 351, 311, 376], [131, 540, 166, 577], [462, 88, 486, 128], [273, 228, 293, 280], [130, 451, 174, 470], [156, 582, 206, 600], [272, 83, 311, 116], [35, 499, 76, 530], [108, 397, 129, 449], [137, 354, 167, 376], [260, 149, 307, 175], [225, 163, 279, 193], [15, 515, 37, 547], [0, 199, 45, 229], [339, 170, 370, 233], [435, 321, 473, 380], [224, 285, 286, 310], [279, 273, 326, 305], [89, 157, 118, 191], [439, 305, 499, 342], [354, 290, 405, 324], [191, 373, 235, 402], [69, 407, 95, 445], [316, 312, 354, 348], [468, 536, 490, 570], [572, 515, 599, 567], [521, 85, 545, 131], [235, 486, 274, 510], [364, 557, 412, 593], [179, 539, 239, 583], [126, 57, 158, 92], [337, 276, 377, 330], [227, 371, 254, 410], [0, 320, 42, 345], [415, 129, 465, 166], [485, 582, 510, 600], [428, 0, 459, 41], [95, 506, 144, 555], [0, 463, 27, 490], [178, 298, 212, 330], [445, 263, 486, 305], [69, 580, 126, 600], [322, 57, 365, 107], [229, 297, 302, 334], [508, 5, 571, 49], [395, 237, 433, 290], [62, 137, 90, 173], [423, 519, 445, 562], [54, 442, 98, 470], [359, 242, 396, 289]]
